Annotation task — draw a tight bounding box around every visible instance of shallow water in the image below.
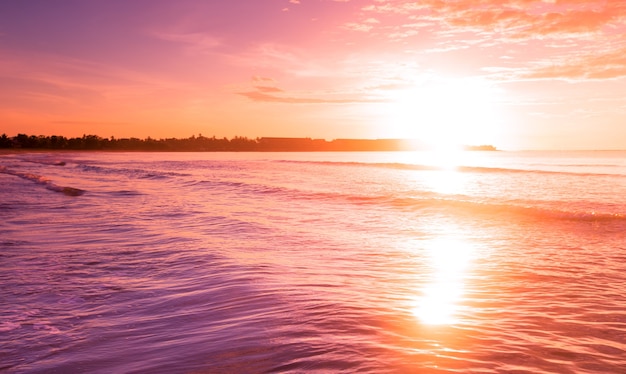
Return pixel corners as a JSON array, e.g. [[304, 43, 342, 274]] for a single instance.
[[2, 151, 626, 373]]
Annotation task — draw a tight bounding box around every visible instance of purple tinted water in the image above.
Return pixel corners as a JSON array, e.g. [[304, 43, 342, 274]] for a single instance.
[[1, 151, 626, 373]]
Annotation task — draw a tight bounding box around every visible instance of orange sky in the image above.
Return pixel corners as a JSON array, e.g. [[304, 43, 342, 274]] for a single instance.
[[1, 0, 625, 150]]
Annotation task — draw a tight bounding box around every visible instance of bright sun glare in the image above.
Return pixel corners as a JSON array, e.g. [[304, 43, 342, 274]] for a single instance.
[[385, 77, 502, 150], [413, 238, 473, 325]]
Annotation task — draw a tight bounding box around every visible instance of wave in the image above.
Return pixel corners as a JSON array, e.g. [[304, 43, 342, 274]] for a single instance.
[[285, 188, 626, 227], [549, 163, 622, 168], [0, 166, 85, 196], [276, 160, 625, 178], [77, 164, 190, 180], [391, 196, 626, 224], [178, 170, 625, 227], [21, 158, 67, 167], [189, 179, 291, 196], [189, 177, 626, 227]]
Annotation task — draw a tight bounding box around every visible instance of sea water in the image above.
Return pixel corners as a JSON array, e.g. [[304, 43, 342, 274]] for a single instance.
[[1, 150, 625, 373]]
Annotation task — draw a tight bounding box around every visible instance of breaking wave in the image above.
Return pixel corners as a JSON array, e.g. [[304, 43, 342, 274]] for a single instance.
[[0, 165, 85, 196], [277, 159, 626, 177]]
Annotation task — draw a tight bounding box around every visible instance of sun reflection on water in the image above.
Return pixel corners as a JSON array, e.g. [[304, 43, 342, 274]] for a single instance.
[[427, 148, 465, 171], [413, 238, 473, 325], [425, 148, 467, 195]]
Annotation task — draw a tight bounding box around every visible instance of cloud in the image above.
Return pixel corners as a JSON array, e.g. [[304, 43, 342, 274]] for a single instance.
[[151, 31, 221, 54], [0, 52, 132, 103], [362, 2, 425, 14], [362, 0, 625, 39], [446, 4, 622, 39], [0, 47, 201, 119], [254, 86, 284, 93], [342, 17, 380, 32], [49, 120, 130, 126], [522, 47, 626, 81], [238, 86, 385, 104], [232, 43, 302, 69], [252, 76, 275, 83], [344, 22, 374, 32], [354, 0, 626, 80]]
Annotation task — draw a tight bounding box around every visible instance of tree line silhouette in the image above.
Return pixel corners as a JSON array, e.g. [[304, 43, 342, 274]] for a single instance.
[[0, 134, 259, 151], [0, 133, 496, 152]]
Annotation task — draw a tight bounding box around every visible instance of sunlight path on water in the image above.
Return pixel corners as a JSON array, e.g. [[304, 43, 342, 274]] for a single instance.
[[402, 153, 476, 326], [412, 236, 474, 326], [402, 149, 481, 196]]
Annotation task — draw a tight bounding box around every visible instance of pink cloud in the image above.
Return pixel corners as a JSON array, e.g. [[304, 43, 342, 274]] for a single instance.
[[238, 86, 385, 104], [252, 76, 275, 83], [522, 47, 626, 80], [254, 86, 284, 93], [363, 0, 625, 39], [151, 31, 221, 54], [355, 0, 626, 80]]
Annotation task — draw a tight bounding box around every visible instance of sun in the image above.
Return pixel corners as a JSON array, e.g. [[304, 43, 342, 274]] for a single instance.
[[385, 76, 503, 150]]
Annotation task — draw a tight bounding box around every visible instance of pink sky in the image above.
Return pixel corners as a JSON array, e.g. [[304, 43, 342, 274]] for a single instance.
[[1, 0, 625, 149]]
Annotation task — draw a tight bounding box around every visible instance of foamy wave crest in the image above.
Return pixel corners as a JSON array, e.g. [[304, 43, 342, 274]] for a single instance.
[[278, 160, 623, 177], [22, 158, 67, 166], [182, 173, 625, 227], [289, 186, 626, 227], [189, 179, 290, 196], [78, 163, 190, 180], [0, 166, 85, 196], [393, 196, 626, 227]]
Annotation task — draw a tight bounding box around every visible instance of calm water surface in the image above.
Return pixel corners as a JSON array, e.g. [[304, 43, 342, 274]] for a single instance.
[[1, 151, 626, 373]]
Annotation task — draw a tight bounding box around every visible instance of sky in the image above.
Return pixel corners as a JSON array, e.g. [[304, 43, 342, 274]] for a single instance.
[[1, 0, 625, 150]]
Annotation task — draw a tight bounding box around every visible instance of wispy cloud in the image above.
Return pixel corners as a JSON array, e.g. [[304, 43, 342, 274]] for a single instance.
[[252, 76, 275, 83], [362, 0, 626, 41], [353, 0, 626, 80], [254, 86, 284, 93], [238, 85, 385, 104], [343, 17, 380, 32], [151, 31, 222, 54], [49, 120, 131, 126], [521, 46, 626, 81]]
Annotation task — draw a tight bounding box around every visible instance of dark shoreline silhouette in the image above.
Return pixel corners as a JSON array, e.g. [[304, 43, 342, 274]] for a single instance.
[[0, 133, 496, 152]]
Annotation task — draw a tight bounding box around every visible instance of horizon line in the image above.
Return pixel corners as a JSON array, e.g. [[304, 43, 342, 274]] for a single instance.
[[2, 133, 625, 152]]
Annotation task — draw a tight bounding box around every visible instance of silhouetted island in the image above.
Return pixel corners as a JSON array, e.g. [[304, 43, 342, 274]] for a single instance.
[[0, 133, 497, 152]]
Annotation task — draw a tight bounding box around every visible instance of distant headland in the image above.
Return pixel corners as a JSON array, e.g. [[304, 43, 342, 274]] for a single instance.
[[0, 134, 497, 152]]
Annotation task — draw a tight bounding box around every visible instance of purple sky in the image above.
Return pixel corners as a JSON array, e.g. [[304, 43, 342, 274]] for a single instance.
[[1, 0, 625, 149]]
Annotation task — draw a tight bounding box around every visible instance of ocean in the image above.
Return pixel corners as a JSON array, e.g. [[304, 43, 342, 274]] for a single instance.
[[1, 150, 625, 373]]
